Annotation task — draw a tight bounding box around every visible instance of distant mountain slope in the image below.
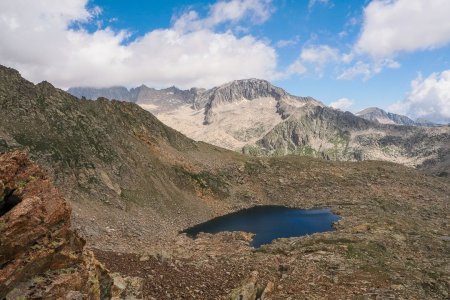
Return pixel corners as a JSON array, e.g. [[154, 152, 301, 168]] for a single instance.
[[68, 86, 133, 102], [67, 80, 450, 176], [68, 85, 198, 112], [68, 79, 323, 150], [248, 104, 450, 175], [355, 107, 417, 125], [156, 79, 323, 150]]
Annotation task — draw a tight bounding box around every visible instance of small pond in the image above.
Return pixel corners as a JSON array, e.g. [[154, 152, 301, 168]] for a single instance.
[[182, 206, 340, 248]]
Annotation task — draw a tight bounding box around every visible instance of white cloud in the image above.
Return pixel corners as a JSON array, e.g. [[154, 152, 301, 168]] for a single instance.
[[283, 60, 307, 77], [300, 45, 340, 65], [0, 0, 277, 89], [356, 0, 450, 58], [276, 36, 300, 48], [338, 59, 400, 80], [389, 70, 450, 123], [285, 45, 340, 77], [329, 98, 354, 111], [174, 0, 273, 32]]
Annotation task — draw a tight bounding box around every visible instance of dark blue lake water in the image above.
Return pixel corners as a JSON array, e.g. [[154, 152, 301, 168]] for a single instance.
[[183, 206, 340, 248]]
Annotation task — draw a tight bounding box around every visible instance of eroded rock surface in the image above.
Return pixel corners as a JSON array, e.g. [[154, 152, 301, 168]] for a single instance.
[[0, 151, 112, 299]]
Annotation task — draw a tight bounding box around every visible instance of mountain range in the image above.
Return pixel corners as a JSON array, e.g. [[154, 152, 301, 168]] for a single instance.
[[1, 65, 449, 298], [68, 80, 450, 177]]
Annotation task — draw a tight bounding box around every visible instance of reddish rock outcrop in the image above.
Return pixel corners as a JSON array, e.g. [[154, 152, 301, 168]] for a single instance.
[[0, 151, 112, 299]]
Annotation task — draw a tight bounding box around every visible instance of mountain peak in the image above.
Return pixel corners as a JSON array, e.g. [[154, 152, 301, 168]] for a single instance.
[[195, 78, 287, 110], [356, 107, 416, 126], [213, 78, 287, 100]]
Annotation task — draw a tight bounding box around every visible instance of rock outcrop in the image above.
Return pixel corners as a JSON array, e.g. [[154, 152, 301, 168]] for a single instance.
[[0, 150, 112, 299]]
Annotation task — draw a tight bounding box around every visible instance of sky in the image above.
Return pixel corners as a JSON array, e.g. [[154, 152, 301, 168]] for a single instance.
[[0, 0, 450, 122]]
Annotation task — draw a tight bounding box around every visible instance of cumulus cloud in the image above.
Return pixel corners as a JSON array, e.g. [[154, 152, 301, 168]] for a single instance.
[[356, 0, 450, 58], [300, 45, 340, 65], [329, 98, 354, 111], [338, 59, 400, 80], [285, 45, 340, 77], [0, 0, 277, 89], [334, 0, 450, 81], [389, 70, 450, 123], [174, 0, 273, 32]]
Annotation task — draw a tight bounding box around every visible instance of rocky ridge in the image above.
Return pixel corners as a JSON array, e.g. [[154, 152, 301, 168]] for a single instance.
[[68, 84, 199, 113], [356, 107, 418, 126]]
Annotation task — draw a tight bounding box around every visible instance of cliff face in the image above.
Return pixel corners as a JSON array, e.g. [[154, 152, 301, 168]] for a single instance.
[[0, 151, 112, 299]]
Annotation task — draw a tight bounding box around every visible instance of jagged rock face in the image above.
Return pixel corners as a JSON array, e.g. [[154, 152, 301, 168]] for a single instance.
[[0, 151, 112, 299], [356, 107, 417, 126]]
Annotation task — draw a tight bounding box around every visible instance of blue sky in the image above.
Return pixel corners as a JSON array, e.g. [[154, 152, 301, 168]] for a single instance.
[[1, 0, 450, 121]]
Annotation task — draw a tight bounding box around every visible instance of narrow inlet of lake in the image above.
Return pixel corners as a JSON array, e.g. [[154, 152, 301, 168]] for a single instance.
[[182, 206, 340, 248]]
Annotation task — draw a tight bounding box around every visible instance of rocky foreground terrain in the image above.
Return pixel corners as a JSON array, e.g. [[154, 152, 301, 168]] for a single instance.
[[69, 79, 450, 178], [1, 65, 450, 299], [0, 151, 112, 299]]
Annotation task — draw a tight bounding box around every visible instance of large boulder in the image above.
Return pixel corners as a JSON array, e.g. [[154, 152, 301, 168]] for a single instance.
[[0, 150, 112, 299]]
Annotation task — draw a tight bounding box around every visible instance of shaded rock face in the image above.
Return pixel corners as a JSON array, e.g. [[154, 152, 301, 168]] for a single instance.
[[0, 151, 112, 299]]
